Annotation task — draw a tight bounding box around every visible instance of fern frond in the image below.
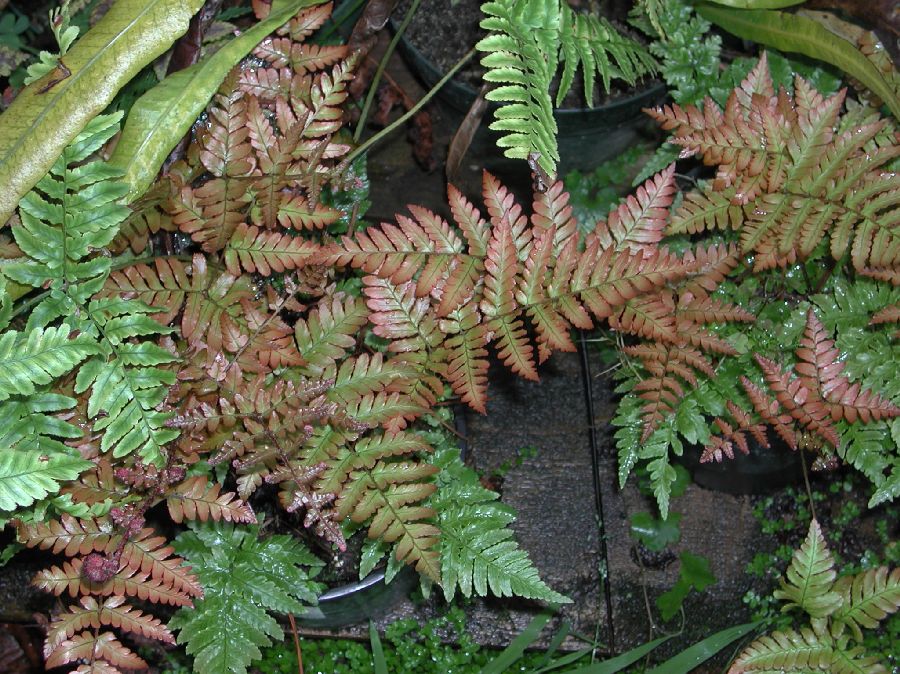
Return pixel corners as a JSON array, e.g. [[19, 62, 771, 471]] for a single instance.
[[774, 519, 841, 619], [4, 112, 128, 304], [445, 307, 490, 413], [428, 445, 569, 603], [224, 223, 320, 276], [276, 194, 342, 230], [295, 295, 369, 377], [478, 0, 656, 176], [337, 460, 440, 581], [47, 596, 175, 651], [869, 304, 900, 325], [17, 514, 116, 556], [597, 165, 676, 252], [650, 53, 900, 271], [101, 257, 190, 326], [166, 476, 256, 524], [34, 558, 195, 607], [119, 528, 203, 599], [0, 326, 99, 401], [255, 39, 347, 73], [277, 1, 334, 41], [728, 627, 834, 673], [74, 302, 178, 464], [45, 630, 147, 671], [170, 522, 324, 674]]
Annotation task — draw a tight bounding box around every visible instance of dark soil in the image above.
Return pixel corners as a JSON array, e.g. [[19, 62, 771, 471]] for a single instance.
[[397, 0, 486, 90]]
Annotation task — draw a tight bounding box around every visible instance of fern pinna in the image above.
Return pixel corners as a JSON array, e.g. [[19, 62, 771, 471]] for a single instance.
[[729, 519, 899, 673]]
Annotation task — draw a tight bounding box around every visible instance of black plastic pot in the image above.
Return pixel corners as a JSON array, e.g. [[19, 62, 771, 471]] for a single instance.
[[296, 409, 468, 628], [677, 436, 806, 496], [394, 29, 668, 171]]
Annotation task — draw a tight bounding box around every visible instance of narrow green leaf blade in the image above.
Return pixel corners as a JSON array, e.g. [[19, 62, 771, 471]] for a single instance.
[[0, 0, 205, 223], [369, 622, 388, 674], [564, 635, 671, 673], [646, 621, 762, 673], [696, 5, 900, 120], [109, 0, 324, 201], [479, 612, 552, 674]]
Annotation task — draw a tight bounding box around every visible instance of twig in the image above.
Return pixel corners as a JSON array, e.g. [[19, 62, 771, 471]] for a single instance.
[[799, 444, 818, 523], [287, 613, 304, 674], [353, 0, 422, 143], [338, 47, 476, 172]]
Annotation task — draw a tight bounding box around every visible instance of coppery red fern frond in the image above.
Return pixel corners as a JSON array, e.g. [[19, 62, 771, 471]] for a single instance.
[[651, 52, 900, 271]]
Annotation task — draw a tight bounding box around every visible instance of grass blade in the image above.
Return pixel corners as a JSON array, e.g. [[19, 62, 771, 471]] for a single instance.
[[480, 612, 553, 674], [646, 621, 761, 674], [564, 635, 671, 673], [369, 621, 388, 674]]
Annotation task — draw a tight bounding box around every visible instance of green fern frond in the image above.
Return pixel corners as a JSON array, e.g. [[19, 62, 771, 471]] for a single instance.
[[429, 445, 569, 604], [478, 0, 656, 176], [295, 295, 370, 377], [170, 522, 324, 674], [774, 519, 842, 619], [4, 112, 128, 313], [73, 299, 178, 464], [832, 567, 900, 642], [0, 326, 99, 401], [729, 627, 834, 673], [3, 112, 177, 466]]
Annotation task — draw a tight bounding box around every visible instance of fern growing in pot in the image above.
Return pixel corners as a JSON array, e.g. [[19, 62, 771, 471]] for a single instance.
[[611, 53, 900, 515], [0, 3, 570, 672]]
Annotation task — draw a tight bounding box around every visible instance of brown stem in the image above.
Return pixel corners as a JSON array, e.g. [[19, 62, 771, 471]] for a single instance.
[[288, 613, 304, 674]]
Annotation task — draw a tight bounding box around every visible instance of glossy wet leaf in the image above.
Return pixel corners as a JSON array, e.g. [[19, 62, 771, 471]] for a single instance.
[[629, 511, 682, 552], [109, 0, 325, 202], [696, 5, 900, 119], [0, 0, 205, 224]]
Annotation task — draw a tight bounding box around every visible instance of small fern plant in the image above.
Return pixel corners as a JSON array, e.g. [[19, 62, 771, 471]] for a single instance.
[[169, 522, 325, 674], [729, 519, 900, 673], [477, 0, 657, 177]]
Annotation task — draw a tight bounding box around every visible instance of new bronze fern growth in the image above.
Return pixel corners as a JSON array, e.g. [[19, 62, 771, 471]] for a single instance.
[[704, 310, 900, 464], [332, 165, 750, 430], [610, 54, 900, 516]]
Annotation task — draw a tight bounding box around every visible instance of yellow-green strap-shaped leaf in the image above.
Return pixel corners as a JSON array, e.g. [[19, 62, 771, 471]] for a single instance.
[[0, 0, 205, 224], [109, 0, 324, 202], [696, 5, 900, 120]]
